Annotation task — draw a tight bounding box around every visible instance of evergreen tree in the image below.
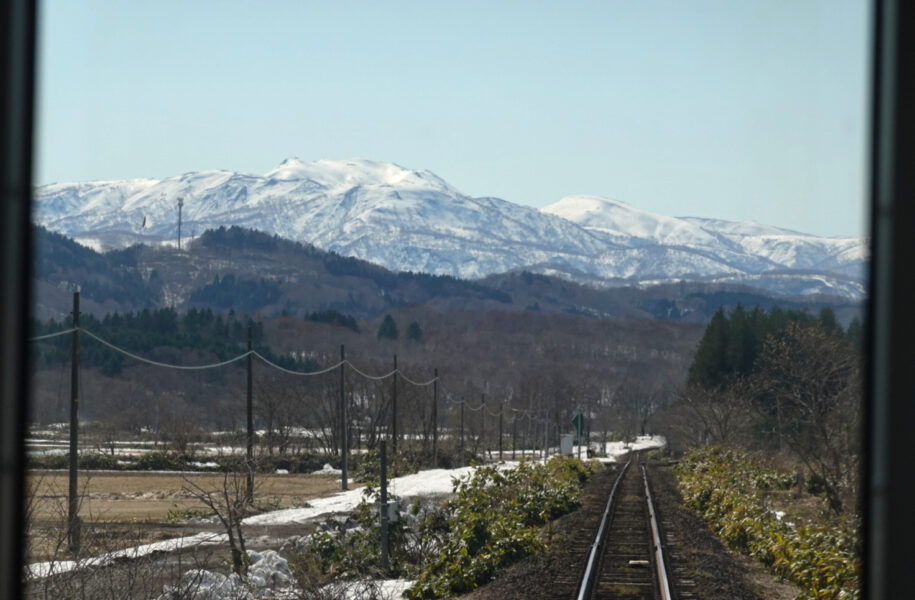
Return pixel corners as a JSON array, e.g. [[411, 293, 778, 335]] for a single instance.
[[406, 321, 423, 342], [377, 314, 399, 340], [687, 308, 730, 388], [818, 306, 842, 335], [846, 316, 864, 348], [687, 304, 841, 389], [726, 304, 753, 377]]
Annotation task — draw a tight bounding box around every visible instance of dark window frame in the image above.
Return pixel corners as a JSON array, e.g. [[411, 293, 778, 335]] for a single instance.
[[2, 1, 913, 597]]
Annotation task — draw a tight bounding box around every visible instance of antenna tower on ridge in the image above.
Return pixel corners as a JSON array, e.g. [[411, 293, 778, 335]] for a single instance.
[[177, 197, 185, 250]]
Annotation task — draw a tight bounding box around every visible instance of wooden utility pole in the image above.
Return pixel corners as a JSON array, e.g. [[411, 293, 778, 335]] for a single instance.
[[246, 326, 254, 503], [432, 368, 438, 466], [540, 417, 544, 459], [512, 415, 517, 460], [460, 398, 465, 465], [498, 403, 503, 461], [341, 345, 348, 490], [527, 412, 533, 458], [379, 441, 389, 573], [392, 354, 398, 455], [67, 292, 80, 554], [543, 414, 549, 460], [480, 393, 485, 457]]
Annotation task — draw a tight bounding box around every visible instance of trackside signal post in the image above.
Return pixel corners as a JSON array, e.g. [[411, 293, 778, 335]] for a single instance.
[[573, 412, 585, 459]]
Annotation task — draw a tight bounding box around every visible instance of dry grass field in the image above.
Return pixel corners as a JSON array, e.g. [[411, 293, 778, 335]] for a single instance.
[[25, 470, 355, 562], [28, 470, 347, 522]]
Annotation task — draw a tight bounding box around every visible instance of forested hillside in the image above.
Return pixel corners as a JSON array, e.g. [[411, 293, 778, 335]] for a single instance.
[[32, 307, 314, 376], [32, 225, 860, 326]]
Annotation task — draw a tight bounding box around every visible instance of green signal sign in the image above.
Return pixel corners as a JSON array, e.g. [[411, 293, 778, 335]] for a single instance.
[[572, 412, 585, 438]]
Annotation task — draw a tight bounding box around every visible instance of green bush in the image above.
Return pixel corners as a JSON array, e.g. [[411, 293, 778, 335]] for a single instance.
[[675, 446, 860, 600], [78, 453, 122, 470], [251, 454, 325, 474], [134, 450, 188, 471], [406, 456, 600, 599], [291, 456, 600, 600], [350, 447, 435, 485], [28, 453, 123, 470], [27, 454, 68, 469]]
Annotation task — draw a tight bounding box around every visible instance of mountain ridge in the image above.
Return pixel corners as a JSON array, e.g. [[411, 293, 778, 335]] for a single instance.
[[34, 158, 867, 298]]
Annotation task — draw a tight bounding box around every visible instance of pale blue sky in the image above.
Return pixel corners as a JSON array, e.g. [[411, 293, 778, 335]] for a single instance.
[[36, 0, 870, 237]]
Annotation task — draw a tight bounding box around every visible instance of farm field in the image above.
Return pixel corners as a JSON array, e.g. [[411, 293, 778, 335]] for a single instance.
[[28, 470, 346, 522], [26, 470, 348, 562]]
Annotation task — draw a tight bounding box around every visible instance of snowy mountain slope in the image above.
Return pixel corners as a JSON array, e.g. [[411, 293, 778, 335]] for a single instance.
[[33, 158, 868, 298], [543, 195, 867, 291], [679, 216, 866, 274]]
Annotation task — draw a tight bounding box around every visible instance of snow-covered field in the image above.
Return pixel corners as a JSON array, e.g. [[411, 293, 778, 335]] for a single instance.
[[27, 435, 666, 598]]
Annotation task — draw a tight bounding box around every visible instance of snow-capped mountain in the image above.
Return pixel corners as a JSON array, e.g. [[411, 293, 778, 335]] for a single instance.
[[33, 158, 868, 298]]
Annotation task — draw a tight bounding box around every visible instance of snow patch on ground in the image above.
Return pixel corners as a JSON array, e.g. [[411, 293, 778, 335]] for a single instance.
[[26, 532, 227, 579], [191, 461, 220, 469], [320, 578, 414, 600], [245, 465, 478, 526], [598, 435, 666, 462], [156, 550, 293, 599], [157, 549, 410, 599], [312, 463, 342, 476]]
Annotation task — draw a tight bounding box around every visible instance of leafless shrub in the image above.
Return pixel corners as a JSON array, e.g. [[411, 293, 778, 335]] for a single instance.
[[183, 460, 260, 576]]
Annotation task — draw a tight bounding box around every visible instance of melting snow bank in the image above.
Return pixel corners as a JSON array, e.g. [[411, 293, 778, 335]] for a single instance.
[[156, 550, 295, 600], [26, 464, 486, 580], [318, 578, 413, 600], [241, 439, 666, 530], [244, 465, 479, 526], [598, 435, 666, 463], [26, 531, 227, 579], [312, 463, 342, 475], [156, 549, 411, 599]]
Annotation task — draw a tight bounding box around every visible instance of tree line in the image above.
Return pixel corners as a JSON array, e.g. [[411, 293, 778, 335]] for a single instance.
[[30, 307, 316, 376], [659, 304, 862, 514]]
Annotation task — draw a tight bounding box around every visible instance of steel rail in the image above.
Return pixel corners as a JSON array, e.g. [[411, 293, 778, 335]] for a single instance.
[[575, 460, 631, 600], [642, 465, 673, 600]]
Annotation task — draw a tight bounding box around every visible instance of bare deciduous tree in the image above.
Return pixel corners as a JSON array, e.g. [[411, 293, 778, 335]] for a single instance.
[[183, 461, 259, 576], [748, 322, 861, 514]]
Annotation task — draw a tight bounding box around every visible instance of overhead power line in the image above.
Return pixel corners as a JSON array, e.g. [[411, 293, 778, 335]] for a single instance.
[[346, 363, 397, 381], [79, 328, 252, 370], [33, 327, 443, 384], [33, 326, 531, 416], [29, 328, 77, 341], [252, 351, 344, 377], [398, 372, 438, 387]]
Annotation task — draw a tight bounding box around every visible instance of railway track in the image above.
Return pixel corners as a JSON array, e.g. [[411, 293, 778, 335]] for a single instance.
[[576, 457, 673, 600]]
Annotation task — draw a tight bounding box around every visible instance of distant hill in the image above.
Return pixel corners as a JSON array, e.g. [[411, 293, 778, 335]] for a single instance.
[[32, 225, 861, 325]]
